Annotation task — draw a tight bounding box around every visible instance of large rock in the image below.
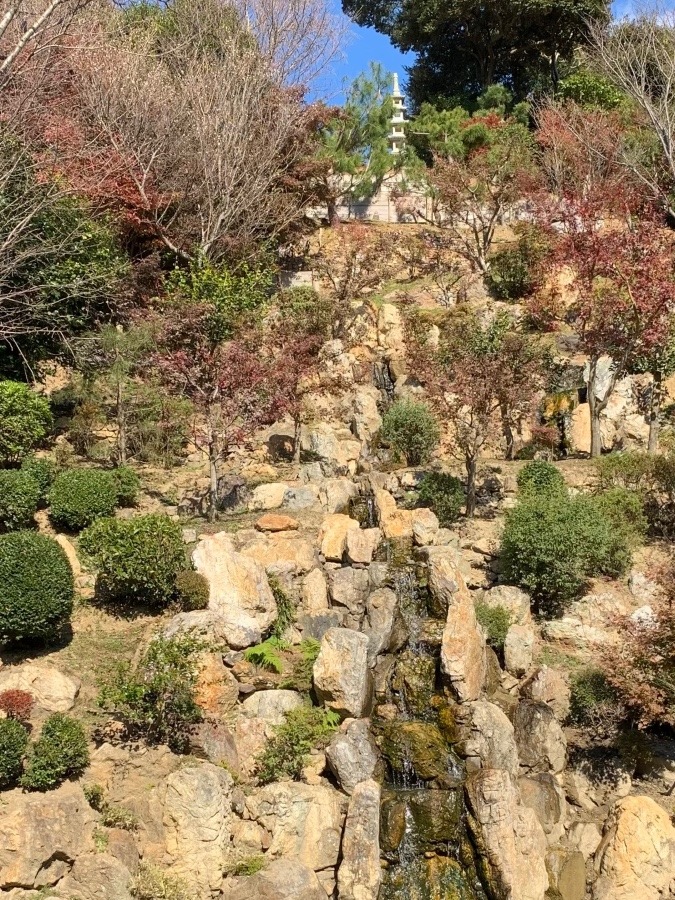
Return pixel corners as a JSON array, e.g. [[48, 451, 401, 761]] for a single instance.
[[439, 564, 486, 703], [546, 849, 585, 900], [363, 587, 404, 663], [521, 667, 571, 722], [248, 483, 288, 511], [301, 569, 329, 613], [255, 513, 300, 532], [504, 624, 535, 677], [55, 854, 132, 900], [328, 566, 370, 627], [162, 762, 233, 895], [162, 610, 232, 645], [568, 821, 602, 860], [514, 701, 567, 774], [319, 478, 359, 515], [373, 488, 413, 541], [326, 719, 380, 794], [246, 782, 346, 872], [241, 690, 304, 726], [313, 629, 373, 718], [241, 533, 316, 577], [345, 527, 381, 565], [465, 769, 549, 900], [221, 859, 326, 900], [318, 514, 360, 562], [459, 700, 519, 778], [337, 780, 381, 900], [593, 796, 675, 900], [0, 783, 96, 889], [192, 532, 277, 649], [352, 385, 382, 442], [195, 652, 239, 716], [0, 663, 80, 714], [480, 585, 532, 625], [519, 773, 567, 846], [411, 507, 439, 546]]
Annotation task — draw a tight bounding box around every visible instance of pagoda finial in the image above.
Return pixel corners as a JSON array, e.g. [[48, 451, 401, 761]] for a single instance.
[[392, 72, 402, 97]]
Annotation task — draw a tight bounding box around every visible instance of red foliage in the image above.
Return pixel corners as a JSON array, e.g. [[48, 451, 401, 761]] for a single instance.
[[0, 689, 34, 722]]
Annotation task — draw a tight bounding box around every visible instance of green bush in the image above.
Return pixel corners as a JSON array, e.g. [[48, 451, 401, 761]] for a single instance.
[[0, 531, 74, 643], [500, 494, 629, 615], [594, 452, 654, 492], [516, 461, 566, 498], [276, 286, 336, 337], [111, 466, 140, 506], [475, 602, 511, 651], [20, 456, 56, 499], [80, 514, 185, 607], [174, 570, 210, 611], [417, 472, 464, 525], [593, 487, 647, 573], [485, 228, 547, 301], [0, 718, 29, 788], [569, 668, 621, 728], [49, 469, 118, 530], [0, 381, 53, 464], [256, 704, 340, 784], [98, 635, 202, 753], [0, 471, 40, 530], [21, 713, 89, 790], [380, 400, 440, 466]]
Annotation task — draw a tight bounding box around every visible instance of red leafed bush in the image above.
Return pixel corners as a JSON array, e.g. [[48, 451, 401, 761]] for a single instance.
[[0, 690, 35, 722]]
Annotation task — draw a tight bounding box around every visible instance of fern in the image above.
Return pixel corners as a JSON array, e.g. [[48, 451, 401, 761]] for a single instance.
[[269, 577, 296, 639], [243, 637, 288, 673]]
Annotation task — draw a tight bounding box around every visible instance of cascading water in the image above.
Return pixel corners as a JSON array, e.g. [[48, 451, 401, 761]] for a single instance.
[[376, 550, 487, 900]]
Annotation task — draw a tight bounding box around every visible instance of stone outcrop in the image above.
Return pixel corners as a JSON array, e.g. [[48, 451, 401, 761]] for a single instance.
[[318, 514, 360, 562], [326, 719, 380, 794], [248, 482, 288, 511], [222, 859, 326, 900], [241, 690, 304, 725], [521, 667, 571, 722], [593, 796, 675, 900], [0, 663, 80, 714], [363, 587, 404, 663], [411, 507, 439, 546], [55, 854, 133, 900], [337, 780, 381, 900], [373, 488, 413, 541], [240, 532, 316, 576], [481, 585, 532, 625], [465, 768, 549, 900], [345, 527, 381, 565], [313, 628, 373, 718], [192, 532, 277, 649], [514, 700, 567, 775], [504, 623, 535, 677], [519, 773, 567, 846], [459, 700, 519, 778], [438, 562, 487, 703]]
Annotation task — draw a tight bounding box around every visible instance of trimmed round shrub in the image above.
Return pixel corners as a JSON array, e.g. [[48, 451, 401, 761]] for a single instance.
[[0, 689, 34, 721], [0, 531, 74, 643], [0, 381, 53, 464], [49, 469, 118, 531], [500, 494, 625, 616], [417, 472, 464, 525], [0, 718, 28, 788], [20, 455, 56, 499], [79, 514, 185, 607], [0, 471, 40, 530], [174, 570, 210, 611], [21, 713, 89, 791], [380, 400, 440, 466], [516, 460, 566, 498], [111, 466, 140, 507]]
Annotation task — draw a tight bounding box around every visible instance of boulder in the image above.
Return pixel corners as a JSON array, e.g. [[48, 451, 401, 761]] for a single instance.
[[514, 700, 567, 774], [345, 527, 382, 564], [319, 479, 359, 515], [504, 624, 535, 677], [192, 532, 277, 649], [363, 587, 404, 663], [328, 567, 370, 627], [411, 507, 439, 546], [190, 721, 239, 770], [519, 773, 567, 846], [162, 610, 232, 645], [567, 821, 602, 860], [459, 700, 519, 778], [318, 514, 360, 562], [439, 565, 487, 703], [246, 782, 346, 872], [248, 483, 288, 511], [593, 796, 675, 900], [480, 585, 532, 625], [465, 769, 549, 900], [55, 854, 132, 900], [521, 667, 571, 722], [377, 303, 405, 358], [241, 533, 316, 577], [162, 762, 233, 895], [428, 547, 470, 616], [255, 514, 300, 532], [301, 569, 329, 614], [373, 488, 413, 541], [337, 780, 381, 900], [313, 628, 373, 718], [326, 719, 380, 794], [299, 610, 345, 641], [0, 663, 80, 714], [195, 652, 239, 716], [546, 849, 586, 900], [352, 385, 382, 442], [233, 717, 269, 779], [221, 859, 326, 900], [241, 690, 304, 726], [0, 783, 96, 890]]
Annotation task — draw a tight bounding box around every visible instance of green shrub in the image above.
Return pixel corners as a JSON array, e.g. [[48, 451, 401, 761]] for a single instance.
[[276, 286, 336, 337], [516, 460, 566, 498], [49, 469, 118, 530], [475, 602, 511, 651], [20, 456, 56, 499], [500, 494, 628, 615], [111, 466, 140, 506], [0, 471, 40, 530], [256, 704, 340, 784], [417, 472, 464, 525], [244, 637, 287, 674], [98, 635, 202, 753], [282, 638, 322, 693], [224, 854, 267, 877], [131, 863, 191, 900], [79, 514, 185, 607], [380, 400, 440, 466], [569, 668, 621, 728], [21, 713, 89, 790], [593, 487, 647, 573], [0, 381, 53, 464], [0, 531, 74, 643], [485, 228, 547, 301], [594, 452, 654, 492], [174, 570, 210, 611], [0, 718, 28, 788]]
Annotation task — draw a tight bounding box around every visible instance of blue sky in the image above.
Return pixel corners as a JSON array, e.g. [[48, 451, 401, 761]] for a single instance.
[[328, 0, 669, 97]]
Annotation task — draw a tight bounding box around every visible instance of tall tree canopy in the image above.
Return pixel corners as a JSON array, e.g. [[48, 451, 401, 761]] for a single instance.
[[342, 0, 611, 108]]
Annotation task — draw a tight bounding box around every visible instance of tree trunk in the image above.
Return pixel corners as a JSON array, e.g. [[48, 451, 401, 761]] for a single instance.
[[465, 454, 477, 518], [648, 369, 663, 453], [207, 417, 218, 523], [587, 356, 618, 458], [116, 378, 127, 466], [500, 401, 515, 461], [327, 199, 340, 227], [293, 416, 302, 463]]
